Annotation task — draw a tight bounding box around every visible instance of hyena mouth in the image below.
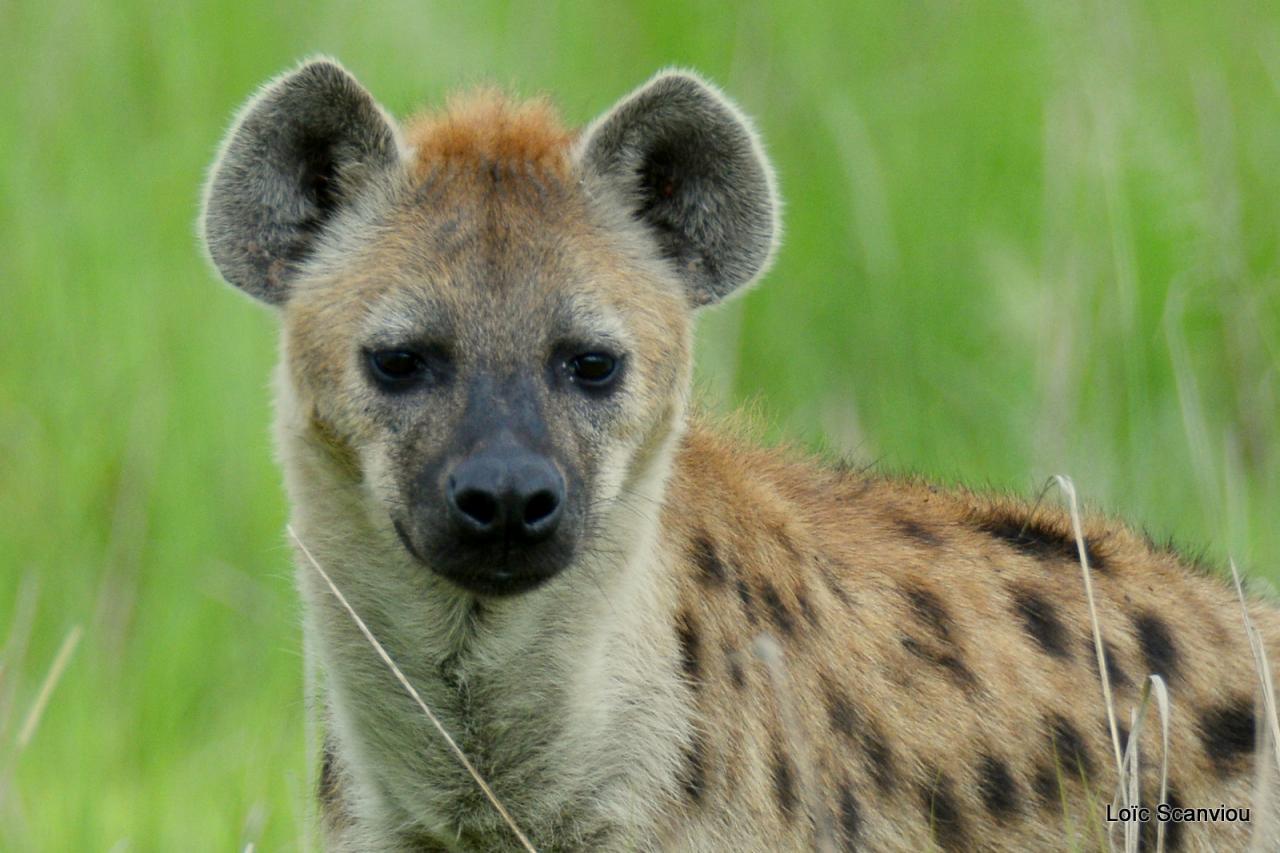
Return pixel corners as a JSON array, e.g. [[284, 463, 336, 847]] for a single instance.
[[393, 517, 575, 597]]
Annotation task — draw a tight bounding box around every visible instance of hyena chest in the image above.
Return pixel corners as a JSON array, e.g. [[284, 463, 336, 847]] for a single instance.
[[323, 600, 670, 849]]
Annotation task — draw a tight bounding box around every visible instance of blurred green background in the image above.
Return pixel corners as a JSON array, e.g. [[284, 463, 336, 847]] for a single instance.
[[1, 1, 1277, 849]]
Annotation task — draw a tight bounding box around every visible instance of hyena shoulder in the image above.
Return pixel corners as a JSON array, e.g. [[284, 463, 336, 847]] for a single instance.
[[661, 421, 1279, 851]]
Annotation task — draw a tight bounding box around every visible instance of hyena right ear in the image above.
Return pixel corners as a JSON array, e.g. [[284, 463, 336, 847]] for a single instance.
[[579, 71, 780, 306], [200, 59, 402, 305]]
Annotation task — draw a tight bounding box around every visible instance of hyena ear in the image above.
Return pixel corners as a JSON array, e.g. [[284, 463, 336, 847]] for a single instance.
[[200, 59, 402, 305], [579, 71, 780, 306]]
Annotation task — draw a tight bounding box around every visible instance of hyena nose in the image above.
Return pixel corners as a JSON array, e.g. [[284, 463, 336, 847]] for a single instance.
[[446, 451, 565, 545]]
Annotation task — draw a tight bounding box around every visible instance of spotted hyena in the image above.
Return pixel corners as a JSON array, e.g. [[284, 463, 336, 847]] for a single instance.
[[201, 58, 1277, 851]]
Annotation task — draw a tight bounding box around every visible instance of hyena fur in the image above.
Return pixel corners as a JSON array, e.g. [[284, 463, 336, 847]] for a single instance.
[[201, 58, 1280, 852]]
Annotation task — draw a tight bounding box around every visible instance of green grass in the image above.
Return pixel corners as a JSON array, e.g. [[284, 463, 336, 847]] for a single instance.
[[2, 0, 1277, 848]]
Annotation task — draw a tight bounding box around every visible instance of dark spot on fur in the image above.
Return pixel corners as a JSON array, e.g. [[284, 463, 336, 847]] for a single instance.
[[824, 683, 895, 793], [824, 683, 859, 739], [725, 645, 746, 689], [898, 518, 943, 547], [676, 611, 701, 685], [976, 754, 1020, 819], [1116, 722, 1130, 756], [770, 522, 802, 559], [1033, 762, 1060, 805], [691, 535, 727, 586], [1011, 588, 1073, 659], [318, 740, 348, 830], [1200, 699, 1256, 776], [837, 780, 861, 846], [817, 557, 853, 607], [978, 512, 1105, 570], [862, 725, 895, 793], [319, 743, 339, 804], [1138, 785, 1185, 851], [680, 733, 707, 803], [1085, 638, 1131, 688], [772, 746, 797, 818], [1165, 790, 1186, 851], [905, 586, 952, 642], [901, 636, 978, 691], [797, 587, 820, 628], [1048, 714, 1094, 779], [920, 769, 966, 851], [735, 577, 758, 625], [1034, 718, 1096, 806], [1138, 809, 1155, 850], [1134, 612, 1179, 682], [761, 581, 796, 637]]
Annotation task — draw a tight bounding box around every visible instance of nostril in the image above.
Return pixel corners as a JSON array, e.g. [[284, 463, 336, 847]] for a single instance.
[[456, 489, 499, 527], [523, 490, 559, 526]]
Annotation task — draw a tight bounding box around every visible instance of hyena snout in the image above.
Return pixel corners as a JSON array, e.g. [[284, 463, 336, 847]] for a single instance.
[[402, 426, 579, 597], [446, 445, 565, 546]]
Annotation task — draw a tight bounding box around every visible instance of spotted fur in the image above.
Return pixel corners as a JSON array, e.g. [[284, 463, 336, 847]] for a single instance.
[[201, 58, 1280, 851]]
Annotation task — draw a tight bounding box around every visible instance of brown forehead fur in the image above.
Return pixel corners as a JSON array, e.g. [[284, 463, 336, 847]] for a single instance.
[[404, 89, 577, 180]]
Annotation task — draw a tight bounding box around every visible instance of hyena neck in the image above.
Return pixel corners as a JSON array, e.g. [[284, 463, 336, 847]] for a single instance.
[[289, 404, 695, 845]]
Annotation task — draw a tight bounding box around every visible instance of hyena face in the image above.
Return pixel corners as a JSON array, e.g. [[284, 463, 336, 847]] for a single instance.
[[202, 60, 778, 595], [281, 164, 694, 595]]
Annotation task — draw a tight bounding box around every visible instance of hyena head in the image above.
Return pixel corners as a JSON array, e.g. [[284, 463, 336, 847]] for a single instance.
[[201, 60, 778, 596]]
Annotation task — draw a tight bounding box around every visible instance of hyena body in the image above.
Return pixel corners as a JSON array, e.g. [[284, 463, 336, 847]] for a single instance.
[[202, 59, 1278, 851]]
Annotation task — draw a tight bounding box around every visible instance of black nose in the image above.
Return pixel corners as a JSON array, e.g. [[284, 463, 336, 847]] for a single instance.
[[446, 449, 565, 545]]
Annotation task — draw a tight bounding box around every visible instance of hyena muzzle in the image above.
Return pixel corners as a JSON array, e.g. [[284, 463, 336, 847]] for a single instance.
[[201, 58, 1279, 852]]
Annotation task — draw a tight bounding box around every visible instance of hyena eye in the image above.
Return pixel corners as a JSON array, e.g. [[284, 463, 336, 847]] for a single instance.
[[568, 352, 620, 388], [367, 349, 428, 389]]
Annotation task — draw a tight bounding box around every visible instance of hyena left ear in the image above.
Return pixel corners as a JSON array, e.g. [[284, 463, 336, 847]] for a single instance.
[[578, 71, 780, 306], [200, 58, 403, 305]]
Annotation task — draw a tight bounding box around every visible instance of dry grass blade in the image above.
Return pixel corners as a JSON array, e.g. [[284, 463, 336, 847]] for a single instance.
[[1147, 675, 1171, 853], [1052, 475, 1123, 775], [16, 624, 82, 751], [1121, 707, 1140, 853], [1109, 675, 1170, 853], [1228, 558, 1280, 850], [1230, 560, 1280, 769], [287, 526, 537, 853], [1251, 699, 1276, 852], [1052, 475, 1173, 853], [753, 633, 836, 853], [1113, 684, 1151, 853]]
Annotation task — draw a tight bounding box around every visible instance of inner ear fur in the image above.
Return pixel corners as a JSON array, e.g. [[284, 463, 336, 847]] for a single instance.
[[201, 58, 402, 305], [579, 71, 780, 306]]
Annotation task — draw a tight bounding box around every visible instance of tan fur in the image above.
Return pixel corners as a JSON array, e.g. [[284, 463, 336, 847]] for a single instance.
[[405, 91, 575, 180]]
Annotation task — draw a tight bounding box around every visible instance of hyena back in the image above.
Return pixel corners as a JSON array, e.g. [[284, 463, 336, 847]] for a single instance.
[[201, 59, 1279, 851]]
